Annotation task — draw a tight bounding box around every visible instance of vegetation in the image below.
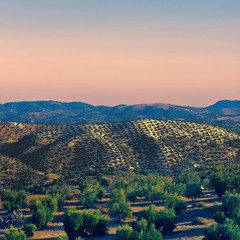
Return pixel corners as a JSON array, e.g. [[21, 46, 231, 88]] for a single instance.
[[4, 227, 26, 240], [204, 219, 240, 240], [0, 119, 239, 179], [46, 184, 72, 208], [62, 207, 108, 239], [116, 219, 162, 240], [0, 189, 28, 211], [29, 196, 58, 228], [79, 179, 105, 206], [22, 224, 37, 237], [139, 204, 176, 234], [108, 189, 132, 221]]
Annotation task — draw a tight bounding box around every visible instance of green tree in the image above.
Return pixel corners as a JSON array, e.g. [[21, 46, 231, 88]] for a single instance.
[[139, 205, 176, 235], [62, 207, 108, 240], [213, 192, 240, 225], [108, 189, 132, 222], [22, 224, 37, 237], [30, 196, 58, 228], [185, 183, 202, 201], [163, 193, 187, 215], [0, 189, 28, 211], [46, 184, 72, 208], [155, 208, 176, 234], [4, 227, 26, 240], [116, 225, 133, 240], [204, 219, 240, 240]]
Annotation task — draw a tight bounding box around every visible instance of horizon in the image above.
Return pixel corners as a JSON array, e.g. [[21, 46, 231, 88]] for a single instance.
[[1, 1, 240, 107], [0, 98, 240, 108]]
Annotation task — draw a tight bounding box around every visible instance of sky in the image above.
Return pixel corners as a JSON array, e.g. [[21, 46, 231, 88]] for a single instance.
[[0, 0, 240, 107]]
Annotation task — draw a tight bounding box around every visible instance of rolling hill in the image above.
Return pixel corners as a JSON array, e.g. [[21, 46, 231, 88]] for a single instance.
[[0, 100, 240, 130], [0, 119, 239, 184]]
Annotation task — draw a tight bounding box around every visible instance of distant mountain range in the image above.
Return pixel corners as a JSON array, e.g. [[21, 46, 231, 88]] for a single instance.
[[0, 100, 240, 130]]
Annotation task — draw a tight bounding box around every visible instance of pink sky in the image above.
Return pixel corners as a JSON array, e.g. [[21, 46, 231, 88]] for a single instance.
[[1, 19, 240, 107]]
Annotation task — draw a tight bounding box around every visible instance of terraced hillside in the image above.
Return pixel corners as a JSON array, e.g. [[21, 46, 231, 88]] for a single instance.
[[0, 120, 240, 178]]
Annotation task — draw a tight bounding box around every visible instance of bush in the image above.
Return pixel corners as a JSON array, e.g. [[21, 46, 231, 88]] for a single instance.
[[4, 227, 26, 240], [204, 219, 240, 240], [0, 189, 28, 211], [62, 207, 108, 240], [22, 224, 37, 237]]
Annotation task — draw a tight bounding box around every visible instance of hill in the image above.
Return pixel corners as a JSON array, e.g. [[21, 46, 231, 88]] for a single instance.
[[0, 120, 239, 183], [0, 100, 240, 130]]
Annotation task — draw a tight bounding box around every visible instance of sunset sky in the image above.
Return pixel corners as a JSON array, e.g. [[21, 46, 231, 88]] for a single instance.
[[0, 0, 240, 107]]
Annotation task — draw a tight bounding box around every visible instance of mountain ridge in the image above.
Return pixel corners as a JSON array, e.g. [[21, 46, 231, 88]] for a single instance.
[[0, 100, 239, 130]]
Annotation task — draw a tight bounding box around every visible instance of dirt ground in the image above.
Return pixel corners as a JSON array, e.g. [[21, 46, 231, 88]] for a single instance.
[[0, 190, 219, 240]]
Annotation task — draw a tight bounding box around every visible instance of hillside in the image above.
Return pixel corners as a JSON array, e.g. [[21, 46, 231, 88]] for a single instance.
[[0, 100, 240, 130], [0, 120, 239, 180]]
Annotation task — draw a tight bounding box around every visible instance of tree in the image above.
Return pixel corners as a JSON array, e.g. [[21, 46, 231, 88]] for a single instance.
[[116, 219, 162, 240], [0, 189, 28, 212], [46, 184, 72, 208], [62, 207, 108, 240], [185, 183, 202, 201], [213, 192, 240, 225], [29, 196, 58, 228], [148, 183, 165, 203], [4, 227, 26, 240], [22, 224, 37, 237], [108, 189, 132, 222], [155, 208, 176, 234], [116, 225, 133, 240], [79, 180, 105, 206], [139, 205, 176, 235], [204, 219, 240, 240], [163, 193, 187, 215]]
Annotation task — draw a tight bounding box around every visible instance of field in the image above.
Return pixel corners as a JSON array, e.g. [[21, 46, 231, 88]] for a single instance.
[[0, 188, 219, 240]]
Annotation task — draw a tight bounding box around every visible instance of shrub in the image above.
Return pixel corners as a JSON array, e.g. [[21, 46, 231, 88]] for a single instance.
[[4, 227, 27, 240], [22, 224, 37, 237]]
